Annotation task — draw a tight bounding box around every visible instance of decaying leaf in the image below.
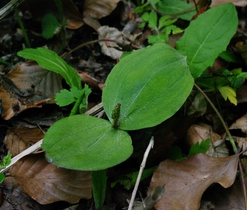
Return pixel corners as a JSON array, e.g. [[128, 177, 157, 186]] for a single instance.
[[186, 124, 221, 145], [83, 0, 120, 20], [201, 180, 247, 210], [148, 154, 239, 210], [230, 114, 247, 133], [4, 126, 44, 156], [237, 84, 247, 103], [98, 26, 125, 59], [0, 61, 62, 120], [229, 115, 247, 154], [186, 124, 228, 157], [211, 0, 247, 7], [10, 154, 92, 205]]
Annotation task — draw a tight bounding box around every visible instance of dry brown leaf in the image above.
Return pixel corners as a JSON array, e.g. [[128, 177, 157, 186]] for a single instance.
[[83, 0, 120, 20], [229, 115, 247, 154], [0, 61, 62, 120], [211, 0, 247, 7], [10, 154, 92, 205], [148, 154, 239, 210], [230, 114, 247, 133], [186, 124, 228, 157], [237, 84, 247, 103], [4, 126, 44, 156], [98, 26, 126, 59], [186, 123, 221, 145], [201, 180, 247, 210]]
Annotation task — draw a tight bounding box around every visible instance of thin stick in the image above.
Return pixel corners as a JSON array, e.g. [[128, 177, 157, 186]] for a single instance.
[[128, 137, 154, 210], [239, 161, 247, 210], [0, 140, 42, 173], [0, 0, 26, 20]]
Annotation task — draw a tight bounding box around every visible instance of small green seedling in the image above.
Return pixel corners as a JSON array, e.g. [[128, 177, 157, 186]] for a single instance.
[[167, 138, 211, 161], [0, 154, 12, 183], [41, 0, 66, 39], [140, 12, 182, 44]]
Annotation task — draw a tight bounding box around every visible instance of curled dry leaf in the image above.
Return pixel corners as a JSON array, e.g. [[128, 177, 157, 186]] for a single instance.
[[9, 154, 92, 205], [148, 154, 239, 210], [230, 114, 247, 134], [4, 126, 44, 156], [229, 115, 247, 154], [0, 61, 62, 120], [237, 84, 247, 103], [211, 0, 247, 7], [83, 0, 120, 19], [98, 26, 124, 59], [186, 123, 221, 145]]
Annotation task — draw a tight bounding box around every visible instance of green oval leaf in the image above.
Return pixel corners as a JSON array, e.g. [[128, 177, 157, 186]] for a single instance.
[[17, 48, 82, 89], [176, 3, 238, 78], [42, 115, 133, 170], [102, 43, 194, 130]]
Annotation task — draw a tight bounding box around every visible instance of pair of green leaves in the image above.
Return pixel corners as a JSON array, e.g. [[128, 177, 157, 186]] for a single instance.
[[44, 43, 194, 170], [18, 3, 237, 171]]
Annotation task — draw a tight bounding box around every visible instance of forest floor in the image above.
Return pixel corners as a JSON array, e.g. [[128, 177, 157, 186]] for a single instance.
[[1, 0, 247, 210]]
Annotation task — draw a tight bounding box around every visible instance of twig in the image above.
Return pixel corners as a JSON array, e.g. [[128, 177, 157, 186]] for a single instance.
[[128, 137, 154, 210], [15, 8, 31, 48], [61, 39, 117, 59], [239, 160, 247, 210], [0, 0, 26, 20], [0, 140, 42, 174]]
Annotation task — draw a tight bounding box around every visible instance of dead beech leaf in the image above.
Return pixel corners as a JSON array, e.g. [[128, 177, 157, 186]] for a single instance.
[[10, 154, 92, 205], [4, 126, 44, 156], [83, 0, 120, 20], [186, 123, 221, 145], [237, 84, 247, 103], [211, 0, 247, 7], [230, 114, 247, 134], [186, 124, 228, 157], [148, 154, 239, 210], [0, 61, 62, 120], [202, 180, 247, 210], [229, 115, 247, 155]]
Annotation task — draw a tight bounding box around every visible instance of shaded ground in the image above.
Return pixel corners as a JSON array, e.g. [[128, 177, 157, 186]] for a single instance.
[[1, 0, 247, 210]]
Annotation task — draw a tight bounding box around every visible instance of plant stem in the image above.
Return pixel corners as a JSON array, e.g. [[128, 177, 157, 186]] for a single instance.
[[15, 8, 31, 48], [0, 58, 10, 66], [69, 92, 84, 116], [62, 39, 117, 59], [194, 83, 247, 209], [128, 137, 154, 210], [239, 160, 247, 210], [194, 83, 238, 154]]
